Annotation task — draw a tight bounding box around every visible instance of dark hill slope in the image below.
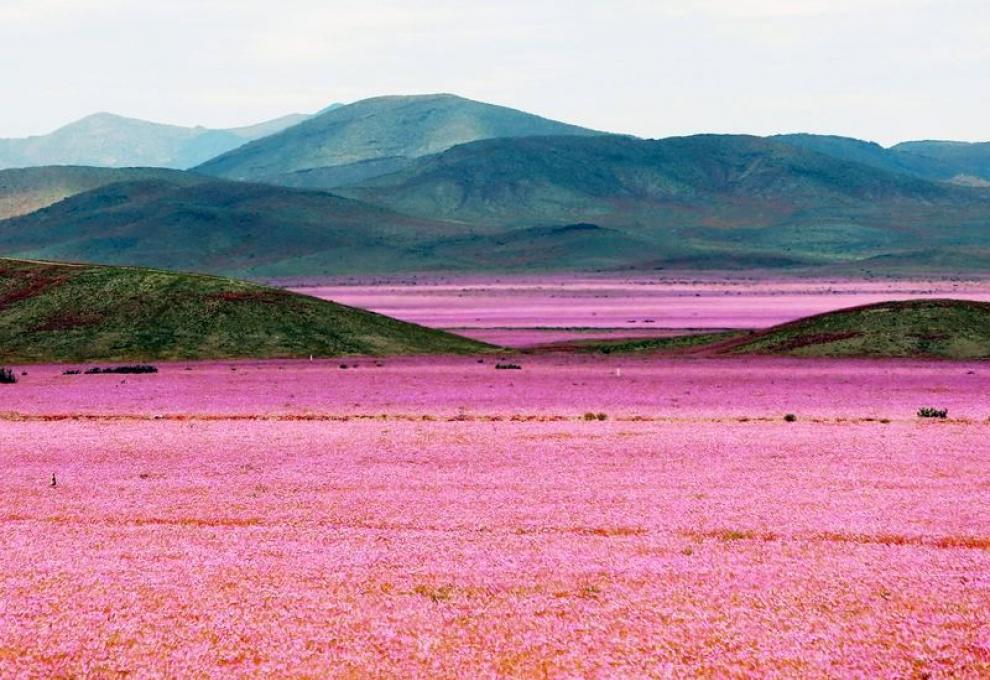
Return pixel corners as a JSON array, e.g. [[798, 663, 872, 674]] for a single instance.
[[0, 166, 203, 220], [0, 178, 472, 277], [724, 299, 990, 359], [196, 94, 600, 185], [0, 258, 488, 363]]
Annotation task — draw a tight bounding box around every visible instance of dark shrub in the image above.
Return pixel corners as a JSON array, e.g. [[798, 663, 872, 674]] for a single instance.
[[495, 363, 522, 370], [0, 368, 16, 384], [784, 414, 797, 423], [84, 365, 158, 375], [917, 407, 948, 419]]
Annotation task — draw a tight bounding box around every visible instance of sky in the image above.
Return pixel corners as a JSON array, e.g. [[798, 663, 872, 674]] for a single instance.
[[0, 0, 987, 146]]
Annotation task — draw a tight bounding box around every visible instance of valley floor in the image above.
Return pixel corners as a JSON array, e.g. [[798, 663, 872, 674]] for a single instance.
[[292, 275, 990, 348], [2, 356, 989, 677]]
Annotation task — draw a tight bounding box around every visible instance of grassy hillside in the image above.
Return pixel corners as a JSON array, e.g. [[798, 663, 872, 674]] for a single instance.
[[0, 258, 488, 363], [549, 300, 990, 359], [0, 166, 203, 220], [196, 94, 600, 185], [724, 299, 990, 359], [0, 112, 310, 170]]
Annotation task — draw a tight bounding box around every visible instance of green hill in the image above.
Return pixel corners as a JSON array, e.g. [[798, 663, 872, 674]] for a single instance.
[[724, 299, 990, 359], [0, 112, 311, 170], [196, 94, 600, 187], [0, 258, 488, 363], [0, 166, 203, 220]]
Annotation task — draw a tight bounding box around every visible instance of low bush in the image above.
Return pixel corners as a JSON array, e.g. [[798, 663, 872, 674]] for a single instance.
[[85, 365, 158, 375], [584, 412, 608, 421], [784, 413, 797, 423], [0, 368, 17, 384], [495, 363, 522, 370], [917, 407, 948, 419]]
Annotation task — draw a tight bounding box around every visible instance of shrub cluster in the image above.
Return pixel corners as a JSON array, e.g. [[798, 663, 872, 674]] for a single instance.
[[917, 407, 948, 419], [583, 412, 608, 421], [783, 414, 797, 423], [63, 365, 159, 375], [0, 368, 17, 384], [495, 363, 522, 370]]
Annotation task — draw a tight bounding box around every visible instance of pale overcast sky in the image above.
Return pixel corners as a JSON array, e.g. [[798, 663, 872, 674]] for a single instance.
[[1, 0, 987, 145]]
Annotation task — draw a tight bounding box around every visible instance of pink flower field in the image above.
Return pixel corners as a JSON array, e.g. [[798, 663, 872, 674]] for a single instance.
[[294, 276, 990, 347], [2, 356, 990, 677]]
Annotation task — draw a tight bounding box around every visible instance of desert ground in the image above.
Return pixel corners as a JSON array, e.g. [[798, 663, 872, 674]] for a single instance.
[[2, 279, 990, 678]]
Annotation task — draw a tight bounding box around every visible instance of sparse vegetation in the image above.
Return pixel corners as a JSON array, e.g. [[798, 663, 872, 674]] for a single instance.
[[917, 407, 948, 419]]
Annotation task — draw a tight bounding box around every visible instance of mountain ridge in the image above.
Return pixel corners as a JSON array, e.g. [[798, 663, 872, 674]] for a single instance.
[[195, 93, 602, 186]]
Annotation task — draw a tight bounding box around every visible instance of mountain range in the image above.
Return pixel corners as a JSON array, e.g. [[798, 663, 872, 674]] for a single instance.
[[0, 111, 317, 170], [0, 93, 988, 277]]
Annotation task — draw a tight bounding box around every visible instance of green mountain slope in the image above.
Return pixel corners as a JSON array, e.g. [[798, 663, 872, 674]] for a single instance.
[[724, 299, 990, 358], [195, 94, 600, 186], [0, 258, 488, 363], [0, 166, 205, 220], [341, 134, 990, 266], [0, 111, 311, 170]]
